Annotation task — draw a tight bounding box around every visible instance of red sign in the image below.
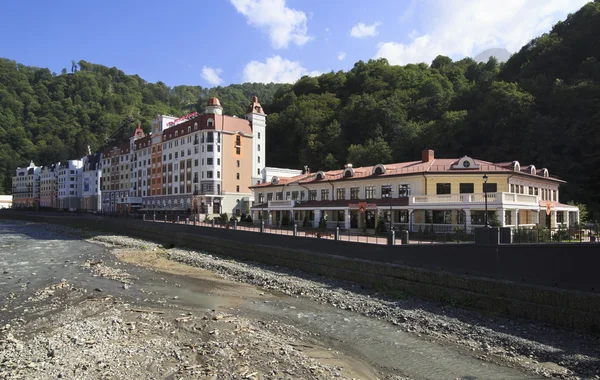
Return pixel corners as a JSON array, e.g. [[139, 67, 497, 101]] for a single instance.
[[167, 111, 198, 127], [349, 202, 376, 212]]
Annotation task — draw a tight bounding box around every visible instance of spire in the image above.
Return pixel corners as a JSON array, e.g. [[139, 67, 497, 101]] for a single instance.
[[246, 96, 264, 114], [132, 123, 145, 140]]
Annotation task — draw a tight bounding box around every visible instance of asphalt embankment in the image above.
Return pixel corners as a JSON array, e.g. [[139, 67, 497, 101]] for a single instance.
[[3, 211, 599, 332]]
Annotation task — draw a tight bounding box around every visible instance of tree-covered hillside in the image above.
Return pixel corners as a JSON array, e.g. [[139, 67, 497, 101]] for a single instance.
[[0, 0, 598, 218], [264, 0, 600, 219], [0, 59, 282, 194]]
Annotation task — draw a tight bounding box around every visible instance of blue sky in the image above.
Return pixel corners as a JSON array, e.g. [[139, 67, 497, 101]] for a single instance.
[[0, 0, 589, 87]]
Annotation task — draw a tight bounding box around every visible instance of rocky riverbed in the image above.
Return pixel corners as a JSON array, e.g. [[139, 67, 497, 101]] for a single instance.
[[1, 221, 600, 379]]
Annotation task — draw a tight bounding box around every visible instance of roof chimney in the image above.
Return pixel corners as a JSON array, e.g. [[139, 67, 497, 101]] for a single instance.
[[422, 149, 434, 163]]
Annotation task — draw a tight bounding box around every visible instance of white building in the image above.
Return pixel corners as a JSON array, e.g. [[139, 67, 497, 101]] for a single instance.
[[11, 161, 40, 208], [82, 152, 103, 212], [39, 164, 57, 208], [57, 159, 84, 210]]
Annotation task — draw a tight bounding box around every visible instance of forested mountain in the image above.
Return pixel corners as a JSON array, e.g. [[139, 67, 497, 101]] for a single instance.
[[0, 59, 282, 194], [0, 0, 598, 217]]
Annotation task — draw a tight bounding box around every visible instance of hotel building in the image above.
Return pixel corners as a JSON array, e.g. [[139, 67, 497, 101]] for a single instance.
[[81, 152, 103, 212], [250, 150, 580, 231], [39, 164, 57, 208], [11, 161, 40, 208], [56, 159, 83, 210]]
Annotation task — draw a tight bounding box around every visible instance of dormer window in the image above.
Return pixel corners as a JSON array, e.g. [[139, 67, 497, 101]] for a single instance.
[[315, 171, 325, 181], [343, 167, 354, 178], [188, 126, 191, 133], [513, 161, 520, 172], [372, 164, 386, 175], [194, 122, 198, 130], [208, 118, 214, 127]]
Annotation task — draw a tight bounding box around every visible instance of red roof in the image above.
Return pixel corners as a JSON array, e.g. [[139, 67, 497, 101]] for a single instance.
[[207, 97, 221, 107]]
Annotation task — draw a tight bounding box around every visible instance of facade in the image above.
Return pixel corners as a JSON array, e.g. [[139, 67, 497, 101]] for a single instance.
[[39, 164, 58, 208], [139, 97, 264, 217], [11, 161, 40, 208], [56, 160, 83, 210], [0, 195, 12, 209], [101, 143, 130, 213], [81, 153, 103, 212], [250, 150, 580, 232]]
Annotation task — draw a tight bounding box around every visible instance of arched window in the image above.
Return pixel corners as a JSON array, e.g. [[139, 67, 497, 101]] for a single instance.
[[343, 167, 355, 178], [530, 165, 536, 175], [194, 122, 198, 130], [315, 171, 325, 181], [512, 161, 520, 172]]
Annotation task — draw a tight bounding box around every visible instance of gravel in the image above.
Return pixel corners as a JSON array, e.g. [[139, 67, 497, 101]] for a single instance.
[[0, 289, 359, 379], [4, 222, 600, 379], [89, 234, 600, 380]]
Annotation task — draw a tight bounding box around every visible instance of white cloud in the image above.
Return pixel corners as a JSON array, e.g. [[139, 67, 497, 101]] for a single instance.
[[375, 0, 588, 66], [242, 56, 320, 83], [201, 66, 223, 86], [350, 22, 381, 38], [230, 0, 311, 49], [337, 51, 347, 61]]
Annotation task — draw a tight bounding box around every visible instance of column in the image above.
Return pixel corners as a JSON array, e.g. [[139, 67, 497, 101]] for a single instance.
[[407, 209, 414, 232], [497, 208, 505, 227], [464, 209, 471, 232], [313, 210, 321, 228], [345, 209, 351, 230], [551, 210, 557, 229], [564, 211, 570, 228], [267, 211, 273, 227], [514, 209, 520, 229]]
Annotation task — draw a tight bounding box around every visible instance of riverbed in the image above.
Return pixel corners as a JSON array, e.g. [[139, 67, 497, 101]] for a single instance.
[[1, 220, 598, 379]]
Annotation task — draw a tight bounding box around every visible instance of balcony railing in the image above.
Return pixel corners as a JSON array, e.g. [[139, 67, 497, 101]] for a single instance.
[[193, 189, 222, 196], [268, 200, 295, 208], [409, 192, 538, 206]]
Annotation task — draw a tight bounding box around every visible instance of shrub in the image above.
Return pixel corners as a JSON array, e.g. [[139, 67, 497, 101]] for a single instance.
[[303, 215, 310, 227], [245, 215, 253, 223], [220, 213, 228, 222], [376, 214, 387, 234], [281, 214, 290, 226]]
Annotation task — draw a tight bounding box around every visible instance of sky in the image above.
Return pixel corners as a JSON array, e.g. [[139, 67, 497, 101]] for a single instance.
[[0, 0, 589, 87]]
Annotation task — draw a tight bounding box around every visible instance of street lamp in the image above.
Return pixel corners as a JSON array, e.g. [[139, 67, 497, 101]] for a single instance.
[[382, 185, 393, 232], [483, 174, 489, 227]]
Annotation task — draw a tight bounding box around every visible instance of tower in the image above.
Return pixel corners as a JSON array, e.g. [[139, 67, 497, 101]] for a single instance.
[[205, 97, 223, 115], [245, 96, 266, 186]]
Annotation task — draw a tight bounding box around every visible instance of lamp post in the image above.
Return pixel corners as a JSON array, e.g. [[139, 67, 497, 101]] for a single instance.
[[382, 185, 393, 232], [483, 174, 489, 227]]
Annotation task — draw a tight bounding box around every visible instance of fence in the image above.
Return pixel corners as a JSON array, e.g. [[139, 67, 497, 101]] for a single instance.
[[512, 227, 596, 243]]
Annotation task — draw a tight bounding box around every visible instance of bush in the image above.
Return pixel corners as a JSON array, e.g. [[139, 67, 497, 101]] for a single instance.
[[376, 215, 387, 234], [552, 227, 570, 242], [220, 213, 228, 222], [303, 215, 310, 227], [245, 215, 253, 223], [203, 215, 212, 223], [281, 214, 290, 226]]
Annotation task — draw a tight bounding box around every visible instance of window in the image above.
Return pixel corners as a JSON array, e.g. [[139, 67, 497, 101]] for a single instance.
[[436, 183, 451, 194], [276, 192, 283, 200], [207, 171, 213, 178], [217, 158, 220, 165], [163, 155, 166, 161], [365, 186, 375, 199], [258, 193, 265, 203], [433, 210, 452, 224], [258, 156, 260, 163], [181, 150, 184, 157], [236, 147, 240, 155], [188, 148, 191, 156], [483, 183, 497, 193], [207, 144, 213, 152], [286, 191, 291, 200], [350, 187, 360, 200], [194, 159, 198, 167], [309, 190, 317, 201], [336, 188, 346, 200], [459, 183, 474, 194], [267, 193, 273, 201], [237, 160, 240, 167], [258, 144, 260, 152], [236, 173, 240, 180], [236, 185, 240, 192], [207, 158, 213, 165], [321, 189, 329, 200], [175, 152, 178, 159], [398, 184, 410, 197], [292, 191, 299, 200], [258, 132, 261, 139], [257, 169, 260, 176], [207, 132, 214, 143], [217, 171, 220, 179], [218, 145, 220, 153]]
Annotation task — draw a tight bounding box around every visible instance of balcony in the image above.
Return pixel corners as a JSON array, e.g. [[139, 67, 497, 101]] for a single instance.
[[193, 189, 222, 196], [409, 192, 538, 206], [268, 200, 296, 208]]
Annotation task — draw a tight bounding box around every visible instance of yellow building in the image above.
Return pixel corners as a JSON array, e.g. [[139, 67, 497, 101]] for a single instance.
[[250, 150, 580, 232]]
